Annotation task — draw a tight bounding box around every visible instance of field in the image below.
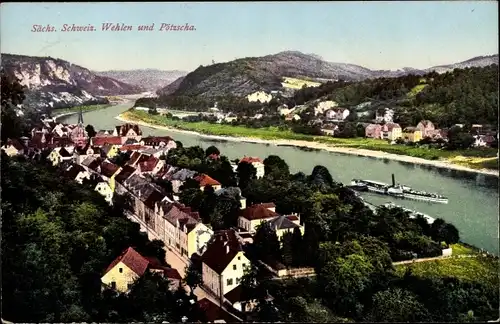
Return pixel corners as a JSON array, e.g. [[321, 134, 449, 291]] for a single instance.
[[124, 110, 498, 164], [407, 84, 427, 97], [52, 104, 111, 115], [395, 255, 498, 284], [447, 156, 499, 170], [281, 77, 321, 89]]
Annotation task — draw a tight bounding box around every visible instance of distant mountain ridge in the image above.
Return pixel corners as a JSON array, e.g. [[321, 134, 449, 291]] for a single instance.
[[1, 53, 143, 111], [158, 51, 499, 98], [95, 69, 187, 91]]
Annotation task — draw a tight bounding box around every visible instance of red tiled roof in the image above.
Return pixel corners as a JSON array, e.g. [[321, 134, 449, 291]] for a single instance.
[[87, 157, 104, 171], [120, 144, 147, 152], [92, 136, 123, 146], [104, 247, 149, 276], [115, 165, 137, 183], [240, 156, 262, 164], [143, 189, 165, 209], [100, 161, 120, 178], [197, 298, 240, 323], [141, 136, 173, 145], [287, 215, 299, 221], [200, 230, 243, 274], [58, 147, 72, 157], [126, 151, 142, 166], [138, 156, 160, 172], [240, 203, 278, 221], [194, 174, 221, 187]]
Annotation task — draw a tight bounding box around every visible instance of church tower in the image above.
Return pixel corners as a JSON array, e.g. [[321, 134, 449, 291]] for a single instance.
[[77, 106, 84, 125]]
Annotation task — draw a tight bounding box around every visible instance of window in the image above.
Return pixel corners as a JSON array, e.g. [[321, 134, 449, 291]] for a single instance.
[[237, 256, 241, 260], [127, 283, 132, 290], [227, 278, 233, 286], [233, 264, 237, 270], [111, 281, 116, 289], [119, 267, 123, 273], [242, 263, 247, 268], [236, 277, 240, 284]]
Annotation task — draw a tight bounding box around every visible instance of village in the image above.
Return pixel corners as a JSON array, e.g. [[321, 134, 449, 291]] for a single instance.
[[1, 110, 313, 322]]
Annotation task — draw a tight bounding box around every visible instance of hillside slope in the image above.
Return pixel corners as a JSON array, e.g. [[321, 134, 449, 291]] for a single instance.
[[95, 69, 187, 91], [158, 51, 498, 99], [1, 53, 143, 111]]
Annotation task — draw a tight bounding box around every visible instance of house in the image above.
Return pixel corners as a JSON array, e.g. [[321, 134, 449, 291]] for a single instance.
[[101, 143, 120, 159], [101, 247, 181, 293], [224, 285, 273, 314], [246, 91, 272, 103], [125, 151, 144, 167], [101, 247, 150, 293], [137, 156, 164, 175], [140, 136, 176, 149], [416, 120, 436, 138], [473, 134, 496, 147], [315, 100, 338, 115], [113, 165, 138, 193], [238, 203, 278, 233], [95, 176, 114, 204], [99, 160, 121, 188], [47, 147, 73, 166], [194, 174, 222, 191], [63, 164, 91, 184], [168, 168, 198, 193], [402, 127, 423, 143], [1, 138, 25, 156], [267, 214, 304, 241], [201, 230, 251, 298], [325, 108, 350, 121], [120, 144, 148, 153], [320, 123, 339, 136], [91, 136, 123, 147], [153, 201, 214, 258], [239, 156, 265, 179], [365, 124, 382, 139], [145, 256, 183, 291], [381, 123, 402, 141], [113, 123, 143, 141], [375, 108, 395, 123]]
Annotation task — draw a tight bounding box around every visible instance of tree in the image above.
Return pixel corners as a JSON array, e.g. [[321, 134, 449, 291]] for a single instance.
[[205, 145, 220, 157], [365, 287, 430, 322], [281, 232, 294, 266], [291, 227, 304, 266], [183, 262, 202, 296], [310, 165, 334, 188], [263, 155, 290, 179], [254, 222, 281, 262], [236, 161, 257, 190], [1, 69, 27, 141], [85, 124, 97, 138], [430, 218, 460, 244]]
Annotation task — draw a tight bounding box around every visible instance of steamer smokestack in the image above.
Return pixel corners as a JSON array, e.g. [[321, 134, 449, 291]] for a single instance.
[[391, 174, 396, 187]]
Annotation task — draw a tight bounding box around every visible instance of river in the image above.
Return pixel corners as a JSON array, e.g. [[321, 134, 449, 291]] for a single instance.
[[60, 102, 500, 255]]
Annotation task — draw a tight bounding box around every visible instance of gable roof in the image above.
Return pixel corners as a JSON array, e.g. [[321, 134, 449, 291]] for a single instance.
[[64, 164, 87, 180], [141, 136, 173, 146], [138, 156, 160, 172], [104, 247, 149, 277], [87, 157, 104, 171], [194, 173, 221, 187], [384, 122, 401, 131], [100, 161, 120, 178], [4, 138, 26, 151], [92, 136, 123, 146], [268, 215, 300, 230], [58, 147, 72, 157], [240, 203, 278, 221], [126, 151, 143, 166], [115, 165, 137, 183], [116, 123, 142, 136], [201, 230, 243, 275]]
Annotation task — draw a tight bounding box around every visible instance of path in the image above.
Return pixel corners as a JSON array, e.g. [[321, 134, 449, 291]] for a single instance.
[[392, 254, 478, 266]]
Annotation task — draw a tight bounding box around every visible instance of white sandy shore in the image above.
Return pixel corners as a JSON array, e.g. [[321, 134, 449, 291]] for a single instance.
[[116, 114, 499, 177]]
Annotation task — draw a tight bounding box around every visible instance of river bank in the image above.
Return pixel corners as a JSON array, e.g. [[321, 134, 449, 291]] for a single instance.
[[116, 113, 499, 177]]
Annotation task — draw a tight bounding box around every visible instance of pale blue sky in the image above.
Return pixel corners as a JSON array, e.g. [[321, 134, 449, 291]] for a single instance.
[[1, 2, 498, 72]]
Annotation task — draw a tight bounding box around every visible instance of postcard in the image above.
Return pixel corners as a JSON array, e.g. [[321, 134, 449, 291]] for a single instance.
[[1, 2, 499, 324]]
